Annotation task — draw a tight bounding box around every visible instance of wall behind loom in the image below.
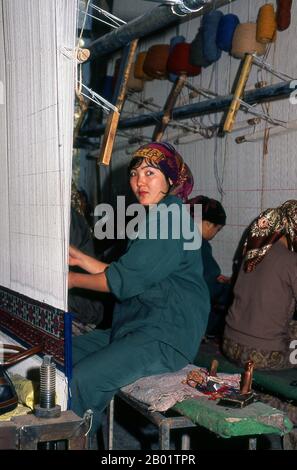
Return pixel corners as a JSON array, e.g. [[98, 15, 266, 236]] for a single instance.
[[0, 0, 77, 310], [108, 0, 297, 275]]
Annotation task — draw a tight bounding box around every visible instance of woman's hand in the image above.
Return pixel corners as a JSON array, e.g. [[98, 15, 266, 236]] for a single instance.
[[69, 244, 109, 274], [69, 245, 84, 268], [217, 274, 231, 284]]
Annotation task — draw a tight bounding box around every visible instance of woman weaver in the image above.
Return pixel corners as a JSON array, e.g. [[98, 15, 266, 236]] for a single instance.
[[188, 195, 230, 337], [223, 200, 297, 370], [68, 142, 210, 441]]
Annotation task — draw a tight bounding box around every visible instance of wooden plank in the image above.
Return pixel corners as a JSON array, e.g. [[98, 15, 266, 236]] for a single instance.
[[98, 39, 139, 166], [0, 422, 17, 449], [153, 73, 187, 142], [223, 54, 254, 133]]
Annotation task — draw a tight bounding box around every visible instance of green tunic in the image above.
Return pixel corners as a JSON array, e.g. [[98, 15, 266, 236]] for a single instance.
[[107, 195, 210, 361], [71, 195, 210, 433]]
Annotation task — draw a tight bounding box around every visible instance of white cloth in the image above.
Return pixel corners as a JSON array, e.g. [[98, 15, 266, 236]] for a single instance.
[[121, 364, 241, 412]]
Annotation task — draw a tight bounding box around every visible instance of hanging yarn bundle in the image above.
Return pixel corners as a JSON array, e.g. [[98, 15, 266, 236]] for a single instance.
[[231, 23, 266, 59], [167, 43, 201, 77], [134, 52, 153, 81], [127, 63, 144, 93], [256, 4, 277, 44], [276, 0, 292, 31], [190, 27, 212, 68], [168, 35, 186, 83], [202, 10, 223, 63], [143, 44, 170, 79], [216, 13, 240, 52]]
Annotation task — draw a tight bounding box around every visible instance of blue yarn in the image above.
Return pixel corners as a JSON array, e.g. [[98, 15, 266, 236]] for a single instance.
[[216, 14, 240, 52], [202, 10, 223, 63], [102, 75, 114, 102], [168, 35, 185, 83]]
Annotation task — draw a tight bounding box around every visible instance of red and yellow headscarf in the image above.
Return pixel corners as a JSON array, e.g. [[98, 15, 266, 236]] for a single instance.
[[131, 141, 194, 201]]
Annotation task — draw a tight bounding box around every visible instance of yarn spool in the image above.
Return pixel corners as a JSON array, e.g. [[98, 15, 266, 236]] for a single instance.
[[127, 63, 144, 92], [277, 0, 292, 31], [143, 44, 170, 79], [167, 43, 201, 77], [190, 28, 212, 68], [256, 4, 277, 43], [202, 10, 223, 63], [168, 35, 185, 83], [134, 52, 153, 80], [102, 75, 114, 102], [231, 23, 266, 59], [216, 13, 240, 52]]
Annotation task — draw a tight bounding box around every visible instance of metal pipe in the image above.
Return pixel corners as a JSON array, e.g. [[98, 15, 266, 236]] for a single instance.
[[81, 81, 294, 136], [89, 0, 238, 58]]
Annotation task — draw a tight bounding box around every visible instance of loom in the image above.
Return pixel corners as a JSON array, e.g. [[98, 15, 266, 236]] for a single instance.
[[0, 0, 77, 409]]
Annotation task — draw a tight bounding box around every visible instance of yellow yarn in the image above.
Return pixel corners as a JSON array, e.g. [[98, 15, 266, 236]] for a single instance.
[[127, 62, 144, 92], [134, 52, 153, 81], [231, 23, 267, 59], [257, 4, 277, 44]]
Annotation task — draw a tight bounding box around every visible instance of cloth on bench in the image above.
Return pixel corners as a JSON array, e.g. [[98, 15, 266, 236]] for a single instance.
[[119, 363, 293, 440], [121, 364, 240, 412], [173, 398, 292, 438], [195, 340, 297, 402], [195, 340, 297, 428]]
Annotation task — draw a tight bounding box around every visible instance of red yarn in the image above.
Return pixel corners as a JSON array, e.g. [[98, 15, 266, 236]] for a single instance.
[[167, 43, 201, 77], [276, 0, 292, 31]]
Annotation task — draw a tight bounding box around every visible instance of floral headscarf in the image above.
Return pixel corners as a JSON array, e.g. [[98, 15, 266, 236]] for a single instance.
[[131, 141, 194, 201], [243, 200, 297, 272]]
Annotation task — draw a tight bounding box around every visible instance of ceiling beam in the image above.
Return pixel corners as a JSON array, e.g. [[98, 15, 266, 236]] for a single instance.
[[81, 81, 295, 136], [89, 0, 239, 58]]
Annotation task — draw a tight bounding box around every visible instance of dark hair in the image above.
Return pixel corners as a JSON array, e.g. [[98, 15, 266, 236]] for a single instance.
[[188, 195, 226, 226]]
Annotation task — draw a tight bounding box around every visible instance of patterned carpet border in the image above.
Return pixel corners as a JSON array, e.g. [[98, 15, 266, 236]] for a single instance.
[[0, 285, 66, 366]]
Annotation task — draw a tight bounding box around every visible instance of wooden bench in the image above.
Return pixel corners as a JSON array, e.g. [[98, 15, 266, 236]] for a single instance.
[[108, 369, 292, 450]]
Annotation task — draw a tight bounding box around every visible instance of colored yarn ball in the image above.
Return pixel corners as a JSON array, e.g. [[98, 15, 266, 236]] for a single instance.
[[231, 23, 266, 59], [127, 63, 144, 92], [190, 28, 213, 68], [216, 13, 240, 52], [202, 10, 223, 63], [143, 44, 170, 79], [167, 43, 201, 77], [168, 35, 186, 83], [277, 0, 292, 31], [134, 52, 153, 81], [256, 4, 277, 44]]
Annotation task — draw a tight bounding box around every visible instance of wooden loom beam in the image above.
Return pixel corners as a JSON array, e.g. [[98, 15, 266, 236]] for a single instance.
[[98, 39, 138, 166], [153, 73, 187, 142]]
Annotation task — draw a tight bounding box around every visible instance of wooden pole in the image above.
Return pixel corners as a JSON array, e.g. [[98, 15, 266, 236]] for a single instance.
[[223, 54, 253, 133], [98, 39, 138, 166], [152, 73, 187, 141]]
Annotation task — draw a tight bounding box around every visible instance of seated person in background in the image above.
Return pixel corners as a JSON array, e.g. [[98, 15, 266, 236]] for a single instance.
[[223, 200, 297, 370], [188, 195, 230, 337], [69, 185, 106, 335]]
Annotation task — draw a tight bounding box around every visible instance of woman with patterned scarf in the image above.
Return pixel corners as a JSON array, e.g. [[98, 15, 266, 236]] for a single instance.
[[223, 200, 297, 370], [68, 142, 210, 445]]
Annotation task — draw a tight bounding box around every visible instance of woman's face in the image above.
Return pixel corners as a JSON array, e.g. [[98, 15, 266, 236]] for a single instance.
[[129, 160, 169, 205]]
